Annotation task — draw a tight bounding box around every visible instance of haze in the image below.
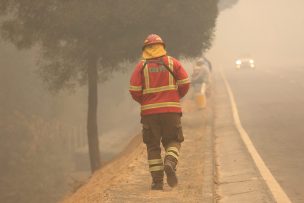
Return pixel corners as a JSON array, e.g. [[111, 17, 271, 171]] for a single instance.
[[2, 0, 304, 202], [209, 0, 304, 67]]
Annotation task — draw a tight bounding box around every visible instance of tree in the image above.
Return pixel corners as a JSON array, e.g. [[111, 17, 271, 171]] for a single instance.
[[218, 0, 239, 11], [0, 0, 218, 173]]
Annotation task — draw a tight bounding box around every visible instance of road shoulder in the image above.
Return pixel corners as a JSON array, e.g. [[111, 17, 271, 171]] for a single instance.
[[213, 69, 275, 202]]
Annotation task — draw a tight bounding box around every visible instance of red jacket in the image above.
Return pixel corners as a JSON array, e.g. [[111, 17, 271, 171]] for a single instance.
[[129, 55, 190, 115]]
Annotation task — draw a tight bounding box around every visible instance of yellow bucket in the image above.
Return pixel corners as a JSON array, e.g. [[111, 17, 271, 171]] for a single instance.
[[195, 94, 206, 109]]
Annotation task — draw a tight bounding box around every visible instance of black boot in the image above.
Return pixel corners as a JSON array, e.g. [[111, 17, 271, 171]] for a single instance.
[[151, 181, 164, 190], [150, 170, 164, 190], [164, 155, 178, 187]]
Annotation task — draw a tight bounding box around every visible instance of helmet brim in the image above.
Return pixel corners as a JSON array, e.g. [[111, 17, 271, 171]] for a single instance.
[[142, 42, 165, 50]]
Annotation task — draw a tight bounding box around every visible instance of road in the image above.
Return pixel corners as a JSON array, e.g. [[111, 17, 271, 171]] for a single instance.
[[223, 65, 304, 203]]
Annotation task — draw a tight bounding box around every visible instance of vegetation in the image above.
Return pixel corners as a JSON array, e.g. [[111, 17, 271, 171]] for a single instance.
[[0, 45, 77, 203], [0, 115, 71, 203], [218, 0, 239, 10]]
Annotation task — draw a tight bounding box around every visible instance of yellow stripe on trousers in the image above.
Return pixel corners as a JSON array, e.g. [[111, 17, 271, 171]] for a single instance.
[[149, 165, 164, 172], [148, 159, 163, 165], [165, 152, 179, 160]]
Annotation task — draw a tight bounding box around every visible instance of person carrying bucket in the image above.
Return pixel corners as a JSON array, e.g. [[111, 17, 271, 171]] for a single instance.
[[191, 58, 211, 109]]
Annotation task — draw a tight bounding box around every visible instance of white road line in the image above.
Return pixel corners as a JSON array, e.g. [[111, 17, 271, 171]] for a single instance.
[[219, 69, 292, 203]]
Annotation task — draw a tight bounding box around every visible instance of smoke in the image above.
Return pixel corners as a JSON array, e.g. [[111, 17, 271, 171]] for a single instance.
[[209, 0, 304, 68], [0, 39, 142, 202]]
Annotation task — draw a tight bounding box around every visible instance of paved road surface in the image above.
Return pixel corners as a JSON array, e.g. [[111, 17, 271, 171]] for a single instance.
[[223, 65, 304, 203]]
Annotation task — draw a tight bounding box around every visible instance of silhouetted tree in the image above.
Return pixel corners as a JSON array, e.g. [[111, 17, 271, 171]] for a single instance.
[[218, 0, 239, 10], [0, 0, 218, 173]]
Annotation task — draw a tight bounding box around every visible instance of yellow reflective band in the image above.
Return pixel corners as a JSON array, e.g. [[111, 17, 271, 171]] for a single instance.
[[141, 102, 181, 111], [143, 85, 177, 94], [168, 56, 174, 86], [143, 62, 150, 89], [166, 147, 180, 155], [177, 78, 190, 85], [166, 152, 179, 160], [149, 165, 164, 172], [129, 85, 142, 91], [148, 159, 163, 165]]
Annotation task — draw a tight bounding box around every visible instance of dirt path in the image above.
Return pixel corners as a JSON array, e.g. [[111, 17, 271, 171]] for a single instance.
[[62, 100, 214, 203]]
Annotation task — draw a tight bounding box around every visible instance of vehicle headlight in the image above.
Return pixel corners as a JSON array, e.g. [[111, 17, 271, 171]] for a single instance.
[[236, 60, 242, 65]]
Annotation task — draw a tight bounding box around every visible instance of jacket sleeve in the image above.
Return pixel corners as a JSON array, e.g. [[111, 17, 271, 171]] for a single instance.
[[172, 58, 190, 98], [129, 62, 144, 104]]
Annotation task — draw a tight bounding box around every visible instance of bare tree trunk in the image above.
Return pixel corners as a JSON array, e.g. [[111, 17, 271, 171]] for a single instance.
[[87, 53, 101, 173]]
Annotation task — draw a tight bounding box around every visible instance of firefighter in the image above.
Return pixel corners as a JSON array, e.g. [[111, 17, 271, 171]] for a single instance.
[[129, 34, 190, 190], [201, 56, 212, 72], [191, 58, 211, 108], [191, 58, 211, 87]]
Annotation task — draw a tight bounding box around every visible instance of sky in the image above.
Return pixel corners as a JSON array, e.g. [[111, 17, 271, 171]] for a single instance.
[[208, 0, 304, 68]]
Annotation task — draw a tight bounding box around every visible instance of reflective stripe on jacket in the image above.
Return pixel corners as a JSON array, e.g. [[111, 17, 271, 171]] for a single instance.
[[129, 55, 190, 115]]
